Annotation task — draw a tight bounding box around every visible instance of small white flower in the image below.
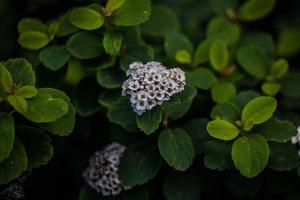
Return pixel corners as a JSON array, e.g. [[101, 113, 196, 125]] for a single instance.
[[82, 142, 128, 196], [121, 61, 186, 115]]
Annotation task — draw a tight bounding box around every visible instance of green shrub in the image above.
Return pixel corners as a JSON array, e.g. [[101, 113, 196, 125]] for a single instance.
[[1, 0, 300, 199]]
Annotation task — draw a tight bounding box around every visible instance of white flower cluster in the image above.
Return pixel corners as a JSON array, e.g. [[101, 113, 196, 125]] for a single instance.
[[122, 61, 186, 115], [82, 142, 128, 196], [291, 126, 300, 156]]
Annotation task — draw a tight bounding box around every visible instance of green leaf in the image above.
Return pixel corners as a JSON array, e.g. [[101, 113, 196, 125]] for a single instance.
[[158, 128, 195, 171], [0, 63, 13, 93], [37, 88, 76, 136], [96, 68, 125, 89], [207, 16, 241, 45], [280, 73, 300, 98], [56, 12, 79, 37], [106, 0, 125, 13], [103, 31, 123, 56], [211, 81, 236, 104], [162, 85, 197, 120], [111, 0, 151, 26], [239, 0, 276, 21], [18, 18, 47, 33], [231, 134, 269, 178], [240, 32, 274, 56], [67, 31, 103, 60], [107, 97, 137, 128], [140, 5, 179, 37], [183, 118, 210, 154], [241, 96, 277, 131], [164, 32, 193, 61], [207, 119, 239, 141], [119, 147, 162, 187], [98, 90, 120, 108], [209, 40, 229, 72], [123, 186, 150, 200], [204, 140, 233, 171], [7, 95, 28, 114], [18, 31, 50, 50], [236, 46, 269, 79], [277, 26, 300, 57], [186, 68, 217, 90], [73, 78, 101, 117], [15, 86, 37, 99], [18, 126, 53, 169], [69, 7, 104, 30], [163, 171, 201, 200], [255, 118, 297, 143], [2, 58, 36, 86], [270, 59, 289, 80], [0, 138, 28, 185], [209, 0, 238, 16], [0, 113, 15, 162], [120, 47, 154, 72], [39, 45, 70, 71], [22, 91, 69, 123], [268, 142, 298, 171], [175, 50, 192, 64], [261, 82, 280, 96], [136, 107, 162, 135], [194, 35, 226, 64], [211, 102, 240, 123], [233, 90, 259, 111]]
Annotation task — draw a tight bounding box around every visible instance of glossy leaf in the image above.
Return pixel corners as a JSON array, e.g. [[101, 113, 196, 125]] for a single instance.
[[136, 107, 162, 135], [207, 119, 239, 141], [0, 113, 15, 162]]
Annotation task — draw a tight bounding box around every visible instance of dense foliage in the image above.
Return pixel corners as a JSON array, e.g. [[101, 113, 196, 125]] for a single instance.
[[0, 0, 300, 199]]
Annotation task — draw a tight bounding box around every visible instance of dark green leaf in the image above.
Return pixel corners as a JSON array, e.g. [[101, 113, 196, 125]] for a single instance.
[[280, 73, 300, 98], [211, 81, 236, 104], [0, 138, 28, 185], [164, 32, 193, 61], [183, 118, 210, 154], [39, 45, 70, 71], [0, 113, 15, 162], [141, 5, 179, 37], [67, 31, 103, 60], [3, 58, 36, 86], [186, 68, 216, 90], [211, 102, 240, 123], [207, 16, 240, 45], [233, 90, 259, 111], [96, 68, 125, 89], [18, 126, 53, 169], [136, 107, 162, 135], [111, 0, 151, 26], [231, 134, 269, 178], [158, 128, 195, 171], [18, 18, 47, 33], [268, 142, 298, 171], [103, 31, 123, 56], [236, 46, 269, 79], [204, 140, 233, 170], [56, 12, 79, 37], [255, 118, 297, 143], [119, 147, 162, 187], [277, 26, 300, 57]]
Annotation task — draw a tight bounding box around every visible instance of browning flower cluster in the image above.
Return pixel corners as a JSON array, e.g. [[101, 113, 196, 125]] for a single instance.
[[82, 142, 128, 196], [122, 61, 186, 115]]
